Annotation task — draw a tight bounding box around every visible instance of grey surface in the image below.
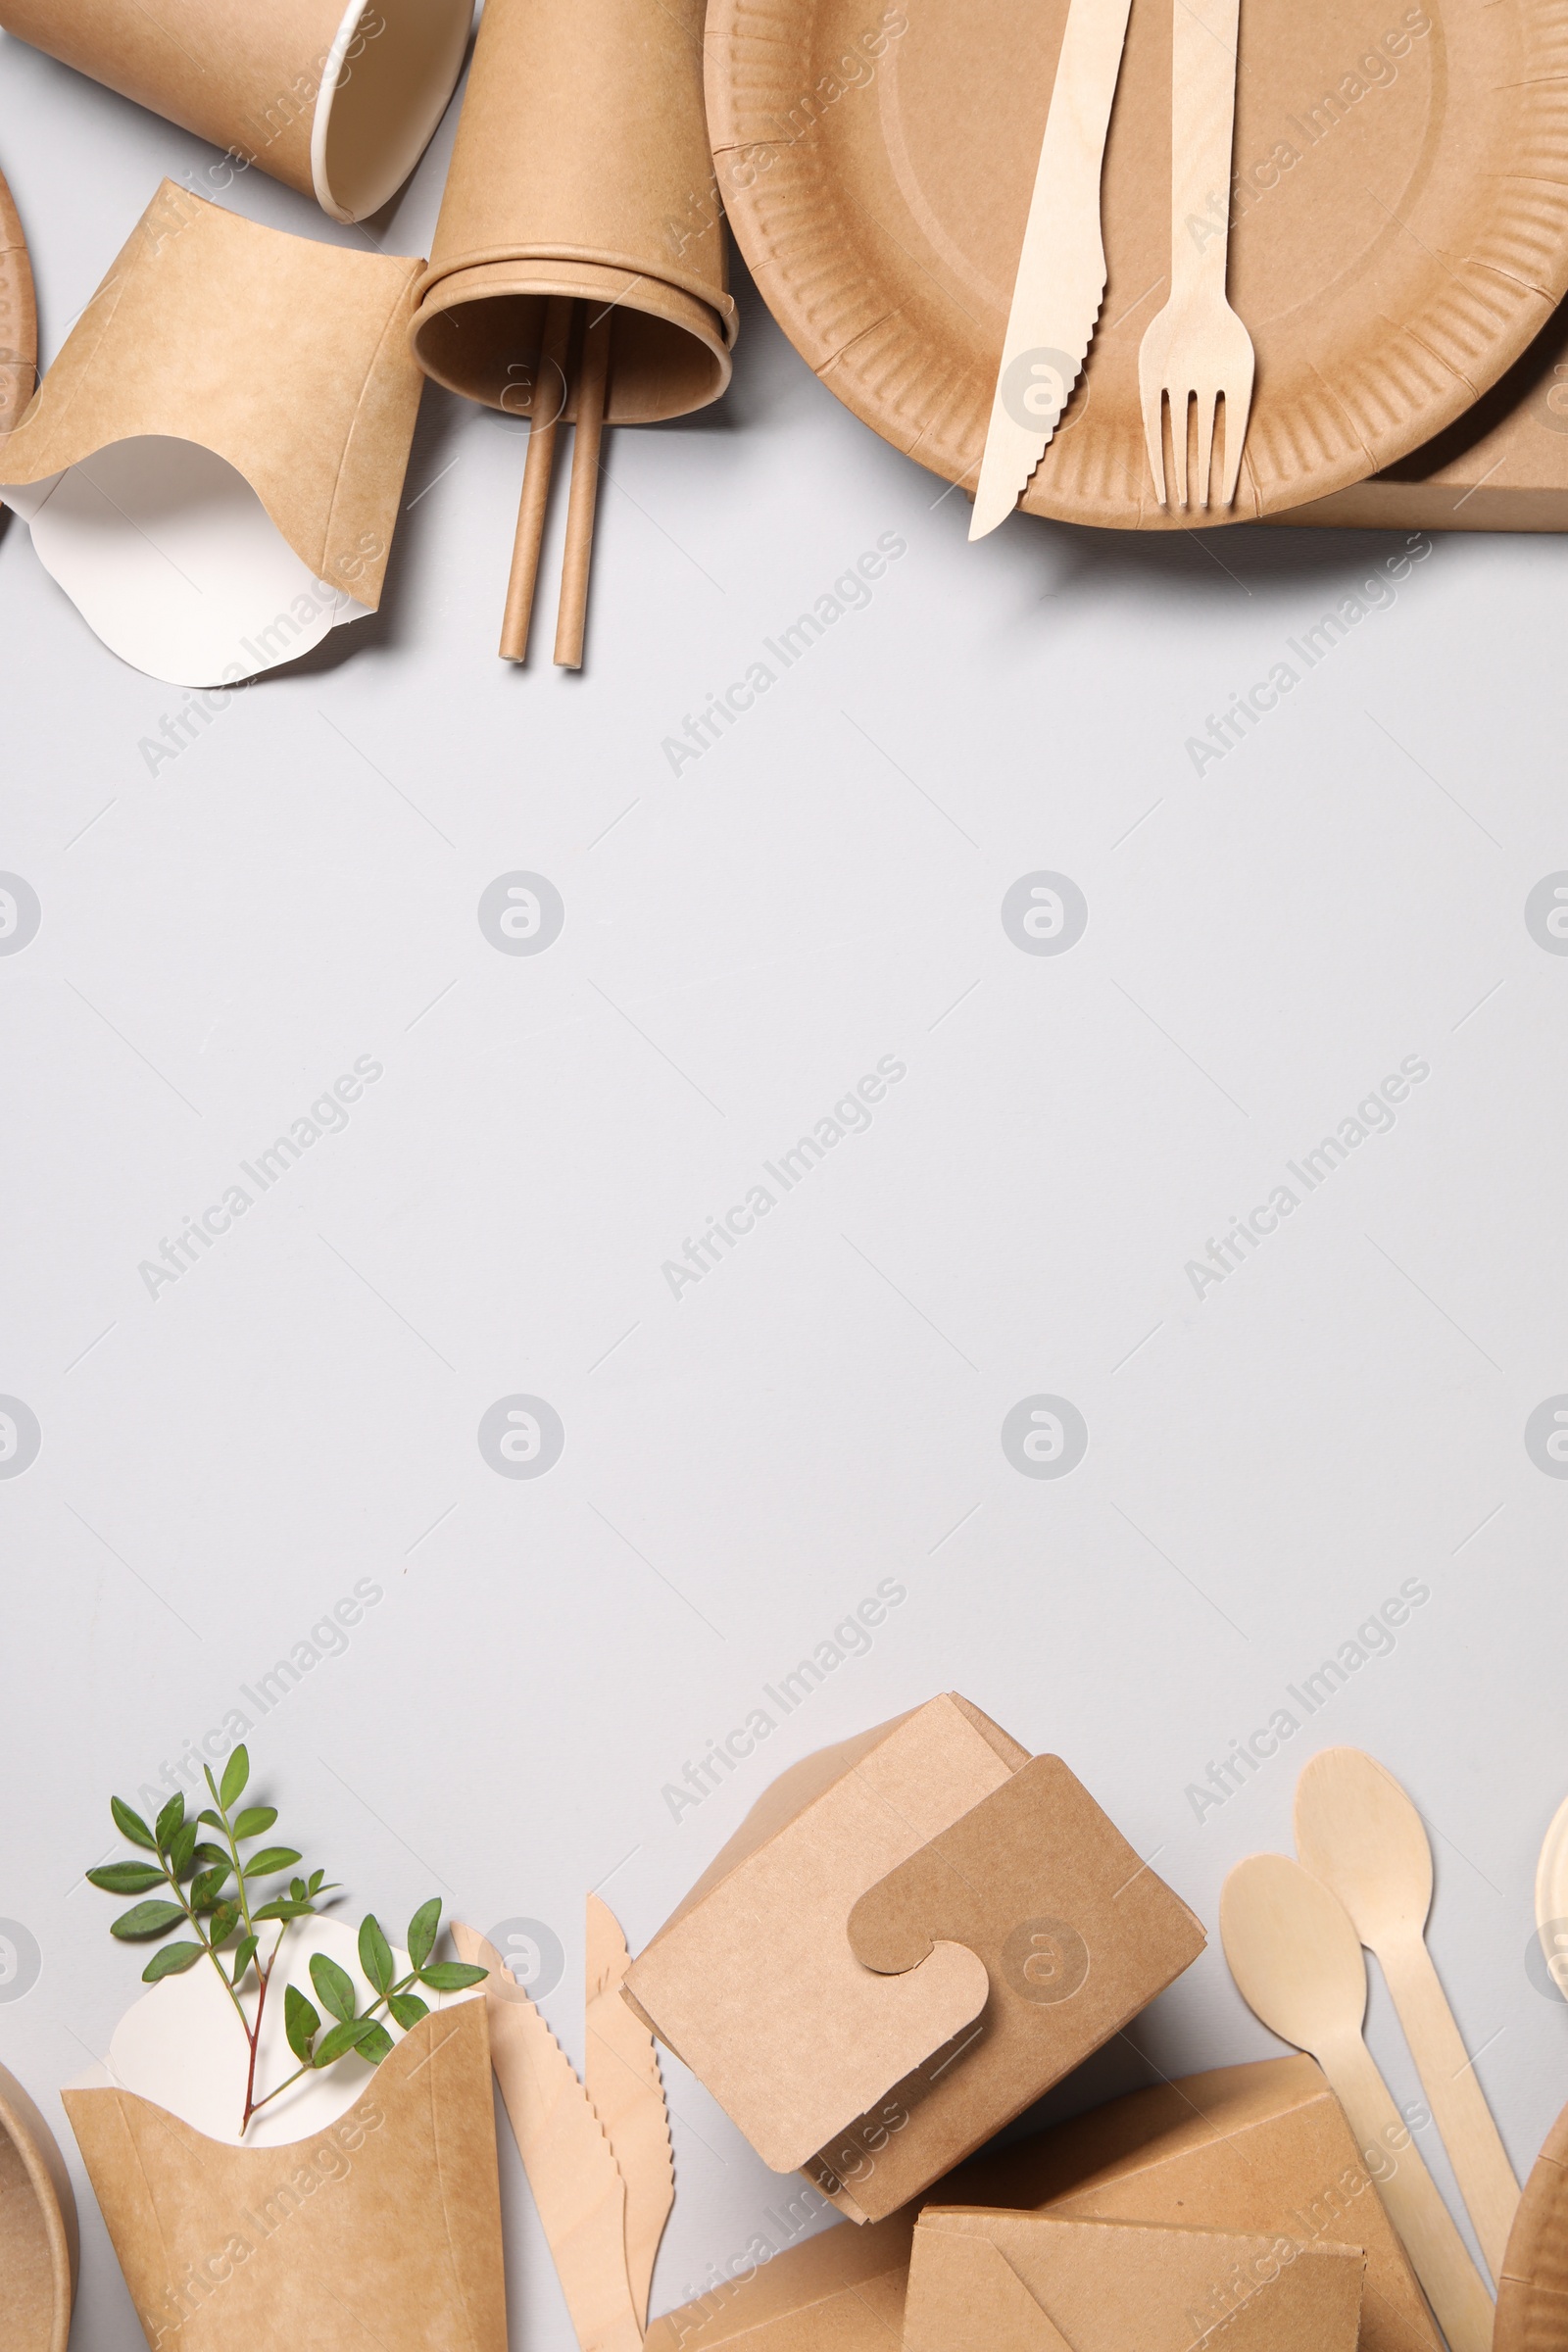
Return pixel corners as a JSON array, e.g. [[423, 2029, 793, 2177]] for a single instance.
[[3, 20, 1568, 2350]]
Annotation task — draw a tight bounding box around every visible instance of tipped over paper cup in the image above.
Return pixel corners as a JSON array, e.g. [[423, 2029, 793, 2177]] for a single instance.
[[0, 0, 472, 223]]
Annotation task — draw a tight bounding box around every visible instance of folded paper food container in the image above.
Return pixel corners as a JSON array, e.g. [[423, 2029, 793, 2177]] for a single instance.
[[63, 1997, 506, 2352], [624, 1694, 1205, 2225], [646, 2054, 1441, 2352], [0, 180, 424, 686], [1495, 2090, 1568, 2352], [0, 0, 471, 224], [410, 0, 735, 424], [905, 2209, 1364, 2352], [0, 2060, 79, 2352]]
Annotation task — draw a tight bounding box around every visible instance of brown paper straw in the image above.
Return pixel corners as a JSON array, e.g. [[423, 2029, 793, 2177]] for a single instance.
[[555, 307, 611, 671], [500, 294, 574, 664]]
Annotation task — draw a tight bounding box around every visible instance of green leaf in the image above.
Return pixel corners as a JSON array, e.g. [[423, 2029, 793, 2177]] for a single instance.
[[111, 1796, 156, 1851], [198, 1808, 224, 1831], [285, 1983, 320, 2062], [141, 1941, 205, 1984], [356, 2021, 394, 2066], [308, 1869, 326, 1895], [190, 1866, 231, 1912], [251, 1897, 315, 1923], [242, 1847, 303, 1879], [203, 1764, 220, 1805], [111, 1900, 187, 1941], [169, 1822, 199, 1878], [230, 1935, 259, 1986], [154, 1792, 186, 1849], [192, 1843, 228, 1869], [407, 1898, 440, 1972], [208, 1900, 240, 1945], [313, 2018, 374, 2067], [220, 1746, 249, 1809], [387, 1991, 429, 2033], [417, 1962, 488, 1993], [359, 1916, 395, 1998], [232, 1806, 277, 1839], [310, 1952, 358, 2025], [86, 1862, 166, 1895]]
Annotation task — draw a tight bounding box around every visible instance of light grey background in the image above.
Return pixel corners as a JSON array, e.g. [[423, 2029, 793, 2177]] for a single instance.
[[3, 20, 1568, 2348]]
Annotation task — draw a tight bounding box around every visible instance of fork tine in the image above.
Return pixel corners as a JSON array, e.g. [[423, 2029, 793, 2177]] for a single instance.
[[1196, 392, 1217, 513], [1218, 368, 1254, 507], [1169, 389, 1189, 509], [1141, 377, 1167, 507]]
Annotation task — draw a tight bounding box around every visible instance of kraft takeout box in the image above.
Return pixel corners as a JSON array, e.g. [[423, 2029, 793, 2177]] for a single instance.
[[904, 2208, 1364, 2352], [0, 180, 424, 685], [410, 0, 735, 424], [645, 2054, 1443, 2352], [63, 1998, 506, 2352], [1282, 289, 1568, 533], [0, 2060, 79, 2352], [623, 1694, 1205, 2224], [0, 0, 471, 223]]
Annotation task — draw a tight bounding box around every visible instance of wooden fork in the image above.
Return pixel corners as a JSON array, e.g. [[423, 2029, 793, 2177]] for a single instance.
[[1138, 0, 1254, 508]]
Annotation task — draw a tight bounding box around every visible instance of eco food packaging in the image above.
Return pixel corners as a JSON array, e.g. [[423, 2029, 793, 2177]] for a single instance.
[[1495, 2090, 1568, 2352], [904, 2208, 1364, 2352], [0, 180, 424, 686], [646, 2054, 1443, 2352], [63, 1998, 507, 2352], [0, 0, 472, 223], [623, 1693, 1205, 2224], [0, 2060, 79, 2352], [408, 0, 737, 662], [1281, 292, 1568, 531], [0, 160, 34, 433]]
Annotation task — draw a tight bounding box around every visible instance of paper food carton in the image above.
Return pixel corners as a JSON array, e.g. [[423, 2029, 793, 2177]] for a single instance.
[[0, 181, 424, 685], [904, 2208, 1364, 2352], [0, 2060, 79, 2352], [0, 0, 471, 223], [1282, 293, 1568, 532], [646, 2054, 1443, 2352], [410, 0, 735, 424], [624, 1694, 1205, 2224], [0, 163, 35, 434], [63, 1917, 506, 2352]]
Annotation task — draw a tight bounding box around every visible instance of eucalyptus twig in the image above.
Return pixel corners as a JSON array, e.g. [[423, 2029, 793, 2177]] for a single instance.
[[88, 1747, 485, 2135]]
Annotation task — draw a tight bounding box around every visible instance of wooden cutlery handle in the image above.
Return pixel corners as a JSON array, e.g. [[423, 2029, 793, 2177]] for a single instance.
[[1384, 1935, 1520, 2280], [1168, 0, 1242, 293], [1325, 2034, 1494, 2352]]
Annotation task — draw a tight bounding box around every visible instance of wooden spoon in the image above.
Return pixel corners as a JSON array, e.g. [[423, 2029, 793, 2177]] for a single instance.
[[1221, 1852, 1494, 2352], [1295, 1747, 1519, 2281]]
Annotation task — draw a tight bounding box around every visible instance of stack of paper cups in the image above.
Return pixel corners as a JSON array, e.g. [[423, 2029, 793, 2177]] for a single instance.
[[0, 0, 472, 223], [410, 0, 735, 424]]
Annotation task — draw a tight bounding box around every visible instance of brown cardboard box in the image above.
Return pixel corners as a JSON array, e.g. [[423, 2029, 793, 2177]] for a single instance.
[[1281, 295, 1568, 532], [63, 2000, 507, 2352], [624, 1695, 1204, 2224], [0, 2060, 78, 2352], [905, 2208, 1364, 2352], [645, 2055, 1443, 2352]]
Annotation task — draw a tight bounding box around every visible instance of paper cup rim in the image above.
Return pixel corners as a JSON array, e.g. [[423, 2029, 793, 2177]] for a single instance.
[[312, 0, 472, 223]]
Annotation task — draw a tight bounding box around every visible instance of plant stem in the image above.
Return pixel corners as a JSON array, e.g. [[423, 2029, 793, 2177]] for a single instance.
[[245, 1970, 421, 2122]]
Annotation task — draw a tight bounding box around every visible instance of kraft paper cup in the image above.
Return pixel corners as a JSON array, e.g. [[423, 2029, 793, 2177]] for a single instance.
[[0, 0, 472, 224], [411, 0, 736, 422]]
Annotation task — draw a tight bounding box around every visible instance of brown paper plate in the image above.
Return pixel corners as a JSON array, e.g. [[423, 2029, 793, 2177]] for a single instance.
[[707, 0, 1568, 529], [0, 2060, 80, 2352], [1495, 2093, 1568, 2352], [0, 162, 35, 436]]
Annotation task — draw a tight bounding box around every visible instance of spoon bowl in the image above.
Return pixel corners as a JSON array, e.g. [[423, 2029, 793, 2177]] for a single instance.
[[1295, 1747, 1433, 1945], [1219, 1852, 1368, 2056]]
